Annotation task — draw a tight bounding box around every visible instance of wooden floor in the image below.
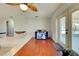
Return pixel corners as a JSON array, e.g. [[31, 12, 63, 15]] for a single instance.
[[15, 37, 61, 56]]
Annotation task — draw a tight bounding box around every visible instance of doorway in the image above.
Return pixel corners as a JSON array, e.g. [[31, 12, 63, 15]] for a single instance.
[[6, 17, 14, 36]]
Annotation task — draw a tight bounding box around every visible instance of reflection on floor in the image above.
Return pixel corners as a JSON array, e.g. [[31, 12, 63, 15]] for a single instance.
[[15, 37, 61, 56]]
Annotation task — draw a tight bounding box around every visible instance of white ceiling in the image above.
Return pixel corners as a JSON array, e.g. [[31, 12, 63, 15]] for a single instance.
[[0, 3, 60, 19], [34, 3, 60, 18]]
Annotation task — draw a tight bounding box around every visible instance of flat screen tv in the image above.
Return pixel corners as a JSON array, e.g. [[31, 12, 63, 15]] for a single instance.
[[35, 31, 48, 39]]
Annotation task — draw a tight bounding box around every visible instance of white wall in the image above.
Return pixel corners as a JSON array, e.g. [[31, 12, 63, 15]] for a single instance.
[[14, 17, 51, 37], [0, 17, 6, 32], [51, 3, 74, 42]]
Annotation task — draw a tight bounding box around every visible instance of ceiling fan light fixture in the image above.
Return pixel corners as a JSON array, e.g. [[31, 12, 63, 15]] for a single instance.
[[19, 4, 28, 11]]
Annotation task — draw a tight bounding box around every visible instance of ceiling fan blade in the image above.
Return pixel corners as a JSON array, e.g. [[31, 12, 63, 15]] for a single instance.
[[6, 3, 37, 12], [6, 3, 20, 6], [27, 3, 37, 12]]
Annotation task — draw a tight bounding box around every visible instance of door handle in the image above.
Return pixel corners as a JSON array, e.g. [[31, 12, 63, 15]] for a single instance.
[[66, 29, 68, 34]]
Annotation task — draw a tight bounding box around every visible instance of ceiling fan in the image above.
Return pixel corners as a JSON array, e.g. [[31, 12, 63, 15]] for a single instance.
[[6, 3, 37, 12]]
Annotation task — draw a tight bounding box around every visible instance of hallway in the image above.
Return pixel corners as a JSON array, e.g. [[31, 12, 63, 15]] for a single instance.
[[15, 37, 60, 56]]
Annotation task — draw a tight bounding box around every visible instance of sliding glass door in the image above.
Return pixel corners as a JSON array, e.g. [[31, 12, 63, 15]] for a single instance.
[[57, 4, 79, 54], [72, 10, 79, 54]]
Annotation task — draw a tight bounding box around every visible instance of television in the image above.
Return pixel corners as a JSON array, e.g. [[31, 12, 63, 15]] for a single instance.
[[35, 30, 48, 39]]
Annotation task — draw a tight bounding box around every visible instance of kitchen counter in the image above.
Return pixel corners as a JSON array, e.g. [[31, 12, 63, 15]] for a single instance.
[[0, 32, 32, 56]]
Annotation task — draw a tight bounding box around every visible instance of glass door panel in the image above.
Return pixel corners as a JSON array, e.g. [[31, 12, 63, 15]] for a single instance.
[[59, 16, 66, 44], [72, 10, 79, 54]]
